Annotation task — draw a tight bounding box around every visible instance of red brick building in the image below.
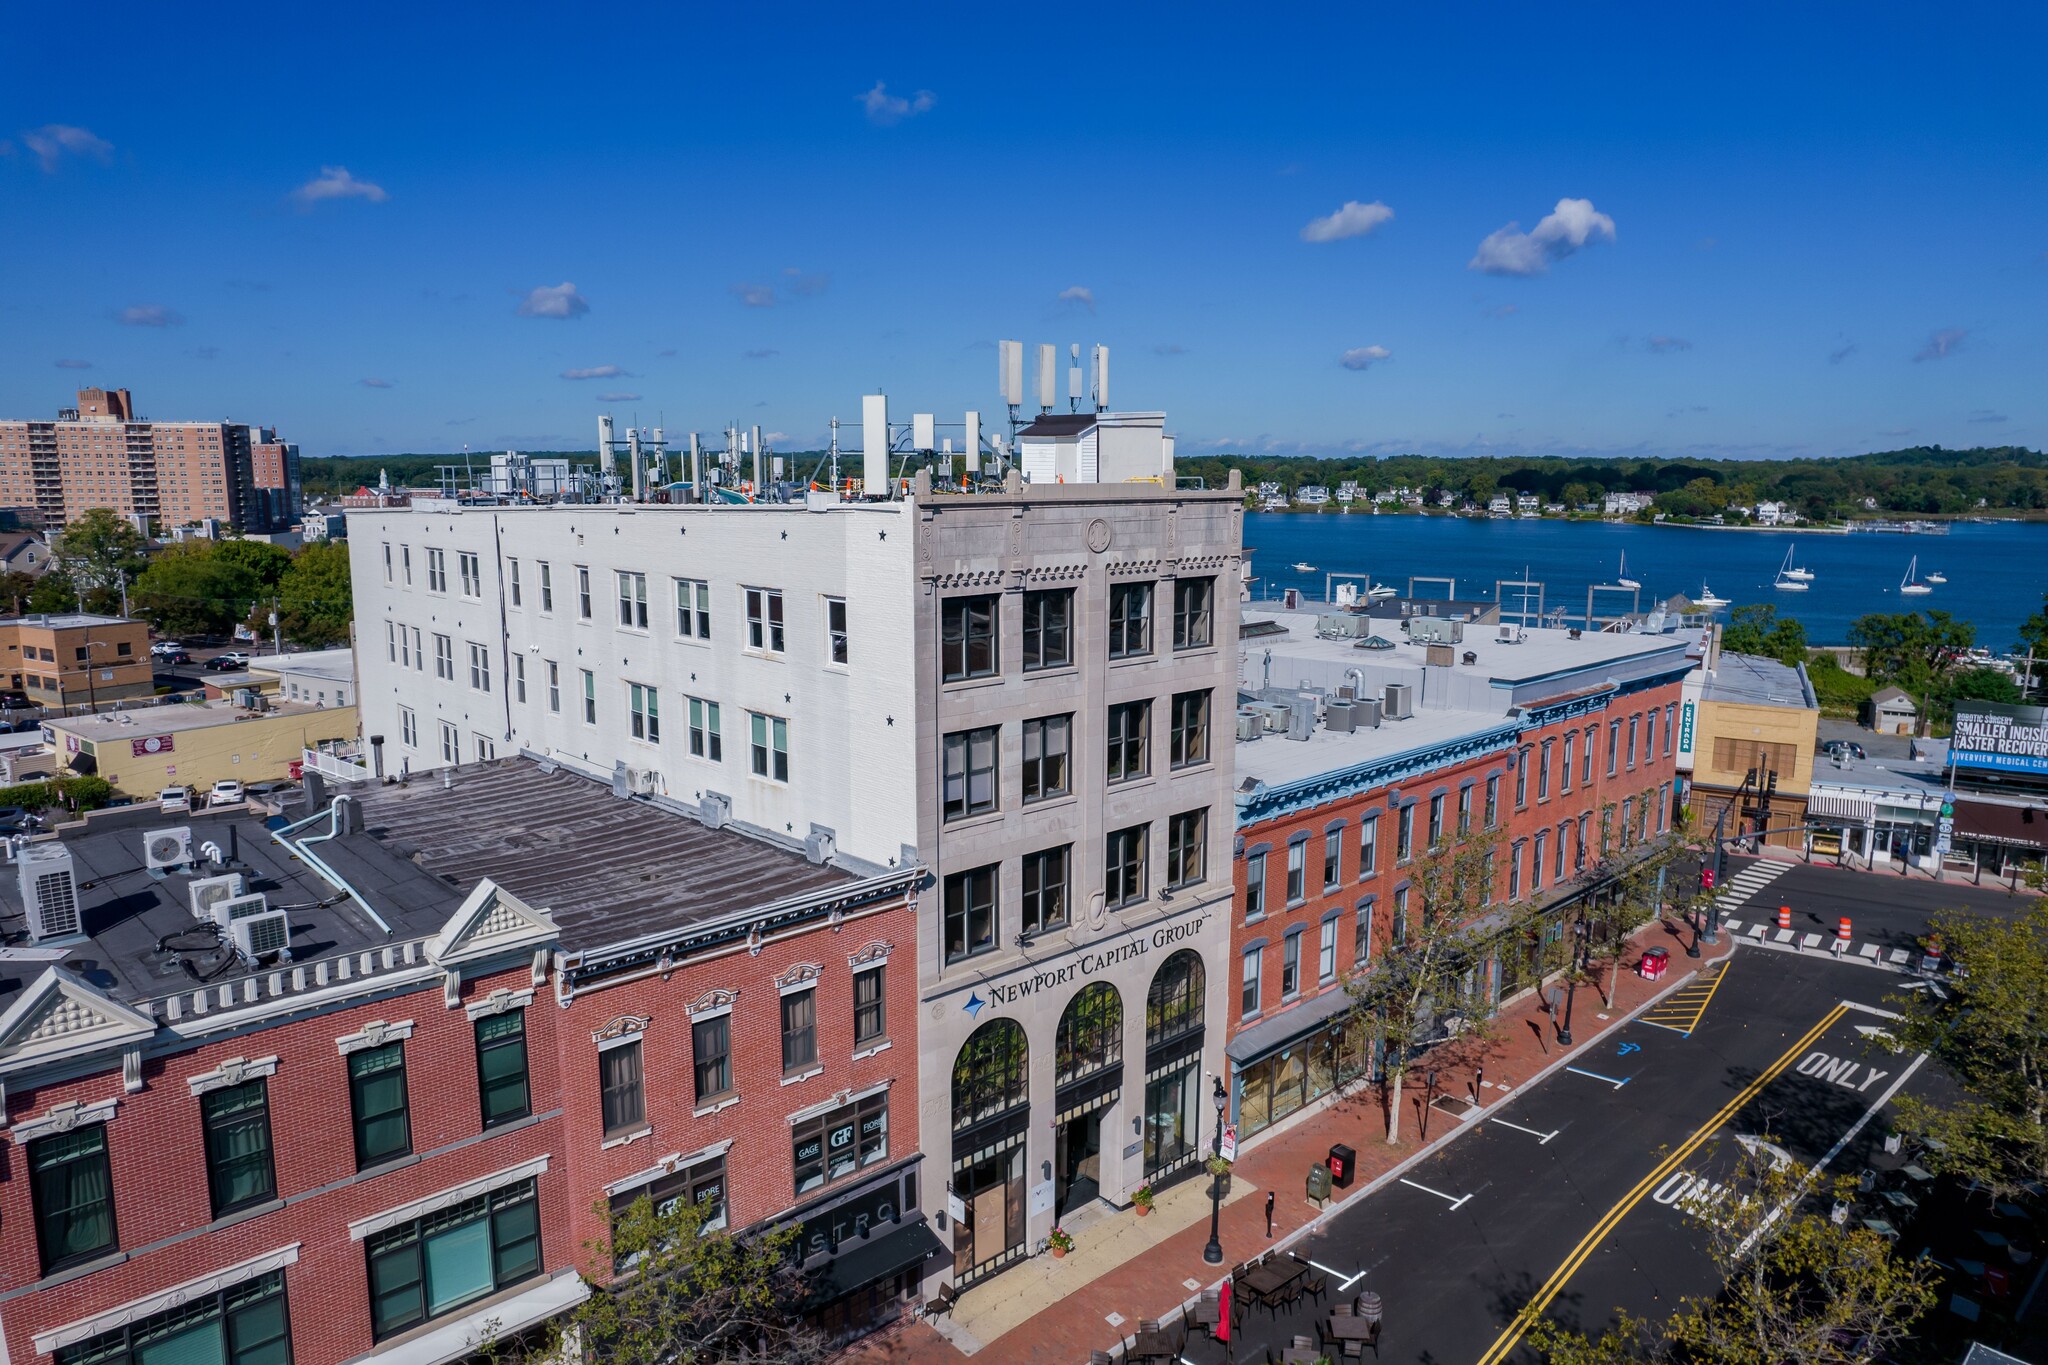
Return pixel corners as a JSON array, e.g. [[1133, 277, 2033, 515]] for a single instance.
[[1222, 610, 1692, 1148], [0, 759, 927, 1365]]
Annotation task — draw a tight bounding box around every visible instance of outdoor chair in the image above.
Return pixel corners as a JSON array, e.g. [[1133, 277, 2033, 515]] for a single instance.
[[1305, 1271, 1329, 1303]]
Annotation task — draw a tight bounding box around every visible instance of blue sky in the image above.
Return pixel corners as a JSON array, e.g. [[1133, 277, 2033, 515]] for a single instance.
[[3, 3, 2043, 460]]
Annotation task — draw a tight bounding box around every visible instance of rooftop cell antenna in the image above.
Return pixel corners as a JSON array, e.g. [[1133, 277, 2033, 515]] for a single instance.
[[1036, 343, 1057, 414], [1069, 343, 1085, 412], [1093, 344, 1110, 412], [998, 339, 1024, 438]]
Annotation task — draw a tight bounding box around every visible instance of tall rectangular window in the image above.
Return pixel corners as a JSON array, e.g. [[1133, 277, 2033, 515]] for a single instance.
[[1515, 746, 1532, 807], [385, 621, 397, 663], [1107, 700, 1151, 783], [513, 654, 526, 704], [1354, 899, 1375, 965], [581, 669, 596, 724], [1105, 823, 1149, 908], [1167, 809, 1207, 889], [942, 726, 999, 821], [944, 864, 998, 963], [854, 965, 886, 1046], [1172, 577, 1214, 650], [1397, 804, 1414, 862], [1245, 850, 1267, 918], [1562, 732, 1575, 793], [402, 544, 413, 586], [366, 1179, 540, 1340], [399, 706, 417, 747], [349, 1042, 411, 1170], [674, 577, 710, 638], [1281, 931, 1301, 997], [458, 551, 481, 598], [1285, 839, 1306, 902], [941, 594, 998, 680], [1319, 917, 1339, 983], [576, 566, 592, 619], [1360, 815, 1379, 876], [1241, 948, 1263, 1018], [1022, 846, 1070, 933], [1022, 589, 1072, 670], [202, 1079, 276, 1217], [692, 1016, 731, 1101], [1645, 709, 1658, 762], [629, 683, 659, 742], [538, 561, 553, 612], [825, 596, 848, 664], [1577, 813, 1590, 871], [508, 557, 521, 606], [29, 1126, 117, 1274], [1665, 702, 1677, 755], [1531, 832, 1548, 892], [781, 989, 818, 1074], [1457, 785, 1473, 835], [1485, 775, 1500, 828], [750, 712, 789, 781], [617, 571, 648, 628], [1323, 828, 1343, 889], [1021, 714, 1071, 803], [1608, 720, 1621, 776], [744, 586, 785, 652], [1584, 725, 1598, 785], [433, 634, 453, 680], [1539, 739, 1554, 799], [1170, 689, 1211, 768], [546, 661, 560, 713], [383, 542, 393, 583], [600, 1038, 645, 1136], [475, 1012, 530, 1128], [689, 697, 722, 760], [1108, 581, 1153, 658], [1628, 715, 1640, 769], [467, 642, 491, 693], [1557, 822, 1570, 881], [426, 548, 446, 592], [1428, 793, 1446, 847]]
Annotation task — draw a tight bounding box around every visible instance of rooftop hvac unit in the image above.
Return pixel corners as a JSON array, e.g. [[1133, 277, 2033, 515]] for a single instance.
[[144, 826, 195, 871], [628, 767, 660, 795], [230, 910, 291, 961], [212, 892, 269, 932], [1235, 710, 1264, 742], [189, 873, 246, 921], [1410, 616, 1464, 645], [1316, 614, 1370, 639], [19, 845, 81, 942], [1285, 698, 1317, 741], [1324, 702, 1356, 733], [1382, 683, 1415, 721], [1497, 624, 1516, 643], [1352, 698, 1384, 728], [1282, 588, 1301, 610], [1250, 702, 1293, 733]]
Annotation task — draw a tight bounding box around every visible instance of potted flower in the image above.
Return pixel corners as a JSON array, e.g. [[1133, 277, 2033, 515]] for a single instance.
[[1047, 1226, 1075, 1259], [1132, 1185, 1155, 1217], [1207, 1154, 1234, 1196]]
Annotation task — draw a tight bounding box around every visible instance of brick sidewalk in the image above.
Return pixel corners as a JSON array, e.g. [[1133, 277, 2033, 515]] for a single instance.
[[845, 916, 1733, 1363]]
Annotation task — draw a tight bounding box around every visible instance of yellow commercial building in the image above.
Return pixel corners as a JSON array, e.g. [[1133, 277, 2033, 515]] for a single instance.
[[47, 696, 358, 794], [1676, 637, 1820, 851]]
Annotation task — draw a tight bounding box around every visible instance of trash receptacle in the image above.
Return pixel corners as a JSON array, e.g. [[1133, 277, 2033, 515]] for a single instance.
[[1328, 1143, 1357, 1188], [1640, 947, 1669, 980], [1307, 1162, 1333, 1203]]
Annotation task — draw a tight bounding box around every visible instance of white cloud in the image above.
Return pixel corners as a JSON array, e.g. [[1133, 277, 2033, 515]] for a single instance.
[[1300, 200, 1394, 243], [54, 358, 92, 369], [1340, 345, 1393, 371], [562, 364, 627, 380], [1645, 335, 1691, 353], [1057, 285, 1096, 312], [731, 283, 776, 308], [20, 124, 111, 172], [1913, 327, 1966, 361], [291, 166, 388, 207], [597, 391, 641, 402], [116, 304, 182, 327], [1468, 197, 1617, 276], [358, 377, 393, 388], [858, 82, 936, 126], [518, 282, 589, 319]]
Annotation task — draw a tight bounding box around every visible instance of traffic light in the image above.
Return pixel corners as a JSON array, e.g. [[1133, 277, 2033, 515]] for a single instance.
[[1701, 867, 1715, 891]]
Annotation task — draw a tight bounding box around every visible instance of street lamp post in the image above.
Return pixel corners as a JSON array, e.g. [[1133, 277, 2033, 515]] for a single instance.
[[1203, 1076, 1227, 1265], [1557, 916, 1583, 1046], [1701, 806, 1728, 946]]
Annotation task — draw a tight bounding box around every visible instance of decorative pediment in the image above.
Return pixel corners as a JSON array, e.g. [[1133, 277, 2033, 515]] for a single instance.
[[774, 962, 822, 993], [686, 989, 738, 1019], [425, 879, 557, 969], [464, 987, 536, 1022], [591, 1013, 650, 1045], [0, 968, 158, 1071], [335, 1019, 415, 1056], [847, 940, 895, 968], [186, 1055, 280, 1097]]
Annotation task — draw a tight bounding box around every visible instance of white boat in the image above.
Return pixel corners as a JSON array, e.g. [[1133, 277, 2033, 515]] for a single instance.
[[1926, 571, 1948, 584], [1616, 552, 1640, 591], [1696, 583, 1730, 608], [1291, 561, 1316, 573], [1900, 556, 1933, 596], [1774, 545, 1811, 592], [1365, 584, 1398, 600]]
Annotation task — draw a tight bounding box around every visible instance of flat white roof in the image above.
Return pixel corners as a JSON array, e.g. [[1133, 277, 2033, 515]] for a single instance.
[[1235, 705, 1513, 789], [249, 647, 354, 686], [51, 696, 340, 738]]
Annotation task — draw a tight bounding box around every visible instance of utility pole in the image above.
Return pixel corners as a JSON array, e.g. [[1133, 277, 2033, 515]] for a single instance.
[[118, 569, 129, 619], [270, 596, 282, 656]]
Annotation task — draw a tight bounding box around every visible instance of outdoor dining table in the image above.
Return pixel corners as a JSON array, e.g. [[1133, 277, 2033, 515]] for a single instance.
[[1127, 1327, 1178, 1363], [1326, 1314, 1380, 1343], [1240, 1257, 1307, 1304]]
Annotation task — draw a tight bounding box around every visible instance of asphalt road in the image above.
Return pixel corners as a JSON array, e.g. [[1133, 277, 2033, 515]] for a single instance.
[[1721, 855, 2035, 953], [1186, 945, 1953, 1365]]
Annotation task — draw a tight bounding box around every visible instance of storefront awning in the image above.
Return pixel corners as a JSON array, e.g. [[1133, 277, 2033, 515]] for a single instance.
[[1954, 799, 2047, 850], [1807, 792, 1876, 822], [1227, 986, 1353, 1064], [807, 1217, 945, 1303]]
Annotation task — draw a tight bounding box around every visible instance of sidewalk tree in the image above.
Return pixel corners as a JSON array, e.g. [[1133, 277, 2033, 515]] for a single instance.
[[276, 540, 352, 647], [131, 542, 263, 639], [1576, 802, 1682, 1007], [1890, 901, 2048, 1198], [1531, 1139, 1936, 1365]]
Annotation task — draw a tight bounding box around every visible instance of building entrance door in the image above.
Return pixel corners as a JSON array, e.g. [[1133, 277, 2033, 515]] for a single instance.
[[1055, 1109, 1103, 1217]]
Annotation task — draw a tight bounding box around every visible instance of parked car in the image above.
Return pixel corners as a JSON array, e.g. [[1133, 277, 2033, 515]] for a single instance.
[[0, 689, 30, 708], [0, 806, 45, 836], [155, 650, 193, 666], [1821, 739, 1868, 760], [150, 640, 184, 657], [208, 780, 245, 805], [158, 786, 195, 814], [0, 717, 43, 733], [205, 652, 252, 672]]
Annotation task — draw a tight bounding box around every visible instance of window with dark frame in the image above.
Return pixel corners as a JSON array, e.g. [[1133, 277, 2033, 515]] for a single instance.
[[1022, 589, 1072, 671], [599, 1038, 646, 1137], [608, 1159, 727, 1269], [793, 1092, 888, 1196], [1285, 839, 1306, 902], [475, 1011, 530, 1129], [365, 1179, 540, 1340], [55, 1271, 289, 1365], [675, 577, 711, 638], [200, 1078, 277, 1219], [1428, 793, 1446, 847], [1539, 739, 1554, 799], [1108, 581, 1153, 658], [1169, 689, 1211, 768], [30, 1125, 117, 1274], [1562, 731, 1575, 793], [1396, 804, 1414, 862], [942, 726, 1000, 821], [349, 1042, 411, 1170], [854, 965, 886, 1046], [1485, 774, 1501, 828], [941, 594, 999, 681], [781, 989, 818, 1074], [1323, 827, 1343, 889], [1055, 981, 1123, 1085], [944, 864, 998, 963], [692, 1015, 731, 1102], [1167, 809, 1207, 888], [1106, 699, 1151, 783], [1021, 845, 1071, 934], [745, 586, 786, 652], [1105, 823, 1149, 908], [1244, 850, 1267, 918], [1022, 714, 1072, 803], [1360, 815, 1379, 876], [1172, 577, 1214, 650], [1515, 746, 1532, 807], [1281, 930, 1301, 997], [825, 596, 849, 665]]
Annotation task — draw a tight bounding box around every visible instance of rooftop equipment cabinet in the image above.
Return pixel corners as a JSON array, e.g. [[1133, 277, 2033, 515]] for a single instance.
[[1382, 683, 1415, 720]]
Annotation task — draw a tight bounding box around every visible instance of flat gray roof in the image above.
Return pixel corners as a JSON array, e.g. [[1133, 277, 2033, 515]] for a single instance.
[[1235, 705, 1512, 789], [1702, 652, 1817, 709], [1243, 610, 1695, 687]]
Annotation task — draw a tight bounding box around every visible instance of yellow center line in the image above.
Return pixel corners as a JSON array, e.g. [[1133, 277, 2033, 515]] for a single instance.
[[1474, 1001, 1848, 1365]]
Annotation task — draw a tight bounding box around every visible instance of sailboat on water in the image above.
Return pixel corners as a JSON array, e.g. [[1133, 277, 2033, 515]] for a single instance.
[[1774, 545, 1811, 592], [1616, 552, 1641, 591], [1900, 556, 1933, 596]]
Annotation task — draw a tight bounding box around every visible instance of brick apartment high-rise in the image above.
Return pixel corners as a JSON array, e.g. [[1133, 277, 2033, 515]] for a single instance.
[[0, 389, 301, 534]]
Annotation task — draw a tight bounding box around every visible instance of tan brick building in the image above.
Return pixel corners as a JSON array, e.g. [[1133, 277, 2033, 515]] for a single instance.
[[0, 388, 295, 533], [0, 612, 154, 711]]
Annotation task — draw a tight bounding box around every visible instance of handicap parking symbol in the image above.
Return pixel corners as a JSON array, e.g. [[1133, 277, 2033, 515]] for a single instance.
[[1617, 1042, 1641, 1056]]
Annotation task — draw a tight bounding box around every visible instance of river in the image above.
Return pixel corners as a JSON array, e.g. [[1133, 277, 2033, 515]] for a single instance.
[[1242, 513, 2048, 648]]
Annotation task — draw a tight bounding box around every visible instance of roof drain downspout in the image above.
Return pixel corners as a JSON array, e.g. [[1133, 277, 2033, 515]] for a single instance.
[[271, 796, 394, 935]]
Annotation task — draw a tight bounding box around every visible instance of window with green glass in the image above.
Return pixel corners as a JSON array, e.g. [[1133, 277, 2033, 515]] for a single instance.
[[348, 1043, 411, 1170], [365, 1180, 542, 1340], [202, 1079, 277, 1218], [30, 1125, 117, 1274], [474, 1012, 530, 1129], [55, 1270, 290, 1365]]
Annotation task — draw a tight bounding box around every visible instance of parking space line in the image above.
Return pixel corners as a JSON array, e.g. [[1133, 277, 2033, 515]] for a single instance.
[[1489, 1117, 1559, 1144], [1398, 1177, 1473, 1210], [1564, 1066, 1631, 1089], [1475, 1002, 1850, 1365]]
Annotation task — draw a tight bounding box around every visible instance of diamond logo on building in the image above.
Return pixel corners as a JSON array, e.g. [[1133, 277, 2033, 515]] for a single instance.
[[962, 991, 985, 1019]]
